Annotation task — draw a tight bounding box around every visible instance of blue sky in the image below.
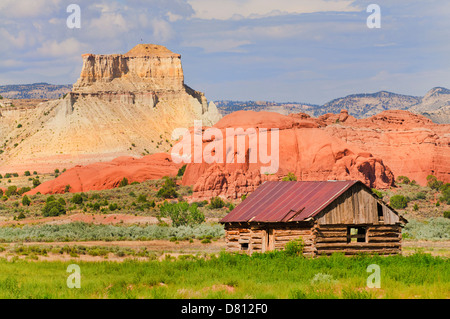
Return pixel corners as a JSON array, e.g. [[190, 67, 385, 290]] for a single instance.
[[0, 0, 449, 104]]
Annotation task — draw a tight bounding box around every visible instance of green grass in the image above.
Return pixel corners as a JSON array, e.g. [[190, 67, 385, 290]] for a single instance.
[[0, 252, 448, 299]]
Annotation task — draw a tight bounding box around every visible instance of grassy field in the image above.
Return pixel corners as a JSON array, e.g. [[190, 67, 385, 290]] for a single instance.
[[0, 252, 448, 299], [0, 174, 448, 299]]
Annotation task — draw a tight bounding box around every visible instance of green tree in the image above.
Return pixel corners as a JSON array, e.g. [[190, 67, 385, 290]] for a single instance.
[[427, 175, 443, 190], [5, 186, 18, 197], [159, 201, 205, 227], [22, 195, 31, 206], [156, 177, 178, 199], [32, 178, 41, 188], [439, 183, 450, 204], [42, 201, 66, 217], [71, 193, 83, 205]]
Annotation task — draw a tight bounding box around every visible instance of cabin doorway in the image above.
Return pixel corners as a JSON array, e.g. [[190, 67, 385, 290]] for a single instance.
[[264, 228, 274, 252]]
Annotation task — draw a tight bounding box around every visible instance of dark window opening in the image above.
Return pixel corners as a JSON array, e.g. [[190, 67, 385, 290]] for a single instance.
[[240, 242, 249, 251], [377, 203, 384, 222], [347, 226, 367, 243]]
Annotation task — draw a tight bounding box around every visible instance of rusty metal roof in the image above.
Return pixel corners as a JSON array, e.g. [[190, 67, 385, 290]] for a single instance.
[[220, 180, 360, 223]]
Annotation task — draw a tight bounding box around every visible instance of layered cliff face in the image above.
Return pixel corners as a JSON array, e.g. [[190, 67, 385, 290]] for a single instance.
[[73, 44, 184, 93], [0, 44, 221, 173], [320, 109, 450, 186], [180, 111, 396, 199]]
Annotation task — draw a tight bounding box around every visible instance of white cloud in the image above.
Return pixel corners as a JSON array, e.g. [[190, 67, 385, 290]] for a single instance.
[[187, 0, 359, 20], [0, 0, 62, 19], [36, 38, 86, 58], [166, 11, 184, 22], [151, 18, 175, 42], [183, 38, 251, 53]]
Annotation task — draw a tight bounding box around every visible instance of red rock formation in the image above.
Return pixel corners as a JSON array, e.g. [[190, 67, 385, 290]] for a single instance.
[[181, 111, 395, 199], [322, 110, 450, 185], [26, 153, 181, 195], [26, 109, 448, 197]]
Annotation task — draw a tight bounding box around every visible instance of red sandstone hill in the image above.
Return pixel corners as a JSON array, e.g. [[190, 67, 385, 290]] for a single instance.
[[26, 153, 181, 195], [180, 111, 395, 199], [27, 110, 449, 198], [314, 109, 449, 186]]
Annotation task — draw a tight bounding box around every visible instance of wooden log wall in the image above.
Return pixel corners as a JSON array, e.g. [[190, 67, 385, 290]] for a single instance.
[[224, 223, 315, 256], [313, 224, 402, 256], [272, 226, 315, 257]]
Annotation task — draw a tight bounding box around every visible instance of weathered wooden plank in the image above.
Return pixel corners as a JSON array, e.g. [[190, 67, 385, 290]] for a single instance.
[[316, 231, 347, 237], [316, 248, 400, 255], [369, 237, 401, 243], [315, 242, 400, 249], [315, 236, 348, 243], [368, 232, 400, 238]]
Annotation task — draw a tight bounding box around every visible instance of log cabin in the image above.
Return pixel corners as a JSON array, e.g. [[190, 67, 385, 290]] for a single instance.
[[220, 180, 407, 257]]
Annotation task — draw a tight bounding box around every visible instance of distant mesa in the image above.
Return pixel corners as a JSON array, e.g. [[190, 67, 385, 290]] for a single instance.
[[0, 44, 221, 173]]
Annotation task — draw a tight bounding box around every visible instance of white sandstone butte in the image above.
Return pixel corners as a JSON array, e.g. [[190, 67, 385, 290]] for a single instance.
[[0, 44, 222, 173]]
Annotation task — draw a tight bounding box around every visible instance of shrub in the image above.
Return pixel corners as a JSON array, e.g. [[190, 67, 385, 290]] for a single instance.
[[282, 172, 297, 181], [71, 193, 83, 205], [137, 194, 147, 203], [42, 201, 66, 217], [58, 198, 66, 206], [24, 171, 31, 176], [17, 187, 31, 195], [5, 186, 18, 197], [443, 211, 450, 219], [177, 164, 187, 177], [22, 195, 31, 207], [156, 177, 178, 199], [118, 177, 129, 187], [109, 203, 118, 211], [390, 195, 408, 209], [397, 176, 410, 184], [46, 195, 56, 203], [403, 218, 450, 240], [413, 203, 419, 211], [159, 201, 205, 227], [32, 178, 41, 188], [440, 183, 450, 204], [17, 212, 26, 220], [415, 192, 427, 200], [284, 238, 305, 257], [209, 197, 225, 209], [64, 185, 71, 193], [427, 175, 443, 190], [371, 188, 384, 199]]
